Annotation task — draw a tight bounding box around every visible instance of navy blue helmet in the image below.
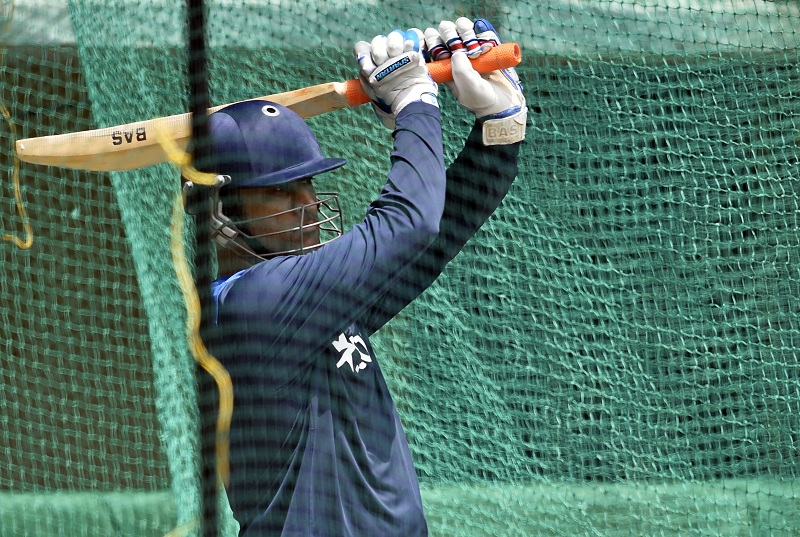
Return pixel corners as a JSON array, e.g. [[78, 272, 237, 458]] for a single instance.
[[206, 99, 346, 187], [195, 100, 346, 263]]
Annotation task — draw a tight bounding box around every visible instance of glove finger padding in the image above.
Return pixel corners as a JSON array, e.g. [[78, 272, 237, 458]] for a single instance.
[[471, 17, 501, 55], [369, 34, 390, 65], [385, 30, 407, 57], [355, 40, 377, 78], [355, 30, 438, 130], [437, 17, 485, 58], [423, 27, 450, 61]]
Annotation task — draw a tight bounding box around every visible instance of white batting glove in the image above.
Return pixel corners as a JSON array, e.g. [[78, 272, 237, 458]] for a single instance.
[[354, 29, 439, 130], [424, 18, 527, 145]]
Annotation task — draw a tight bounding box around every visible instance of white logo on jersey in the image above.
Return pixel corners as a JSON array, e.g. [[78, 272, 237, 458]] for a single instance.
[[332, 332, 372, 373]]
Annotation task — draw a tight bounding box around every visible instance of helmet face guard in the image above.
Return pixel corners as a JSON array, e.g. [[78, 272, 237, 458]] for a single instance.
[[210, 187, 344, 262]]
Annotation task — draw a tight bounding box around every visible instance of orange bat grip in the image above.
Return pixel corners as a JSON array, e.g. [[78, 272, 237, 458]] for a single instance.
[[343, 42, 522, 107]]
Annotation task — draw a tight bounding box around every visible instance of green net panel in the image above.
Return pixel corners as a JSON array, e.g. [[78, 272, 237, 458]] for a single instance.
[[2, 0, 799, 536]]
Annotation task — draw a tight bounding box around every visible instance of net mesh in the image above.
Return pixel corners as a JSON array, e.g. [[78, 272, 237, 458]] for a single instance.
[[2, 1, 799, 536]]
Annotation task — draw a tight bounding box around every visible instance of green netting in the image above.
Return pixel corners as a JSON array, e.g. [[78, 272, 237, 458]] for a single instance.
[[2, 0, 800, 536]]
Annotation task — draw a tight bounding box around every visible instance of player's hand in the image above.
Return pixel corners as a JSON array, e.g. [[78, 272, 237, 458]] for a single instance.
[[354, 29, 439, 130], [424, 18, 527, 145]]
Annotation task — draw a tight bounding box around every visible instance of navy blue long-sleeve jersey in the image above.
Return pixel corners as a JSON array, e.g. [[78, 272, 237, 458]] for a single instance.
[[210, 102, 521, 537]]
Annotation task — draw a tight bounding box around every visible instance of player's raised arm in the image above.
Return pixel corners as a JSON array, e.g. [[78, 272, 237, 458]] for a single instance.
[[361, 18, 528, 334]]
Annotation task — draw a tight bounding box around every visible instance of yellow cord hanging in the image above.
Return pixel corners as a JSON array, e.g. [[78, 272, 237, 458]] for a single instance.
[[170, 190, 233, 488], [160, 122, 233, 489], [1, 2, 31, 250], [3, 127, 33, 250], [154, 108, 235, 536], [154, 121, 218, 186]]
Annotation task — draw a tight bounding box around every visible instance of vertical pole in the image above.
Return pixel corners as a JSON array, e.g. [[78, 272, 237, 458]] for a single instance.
[[187, 1, 218, 537]]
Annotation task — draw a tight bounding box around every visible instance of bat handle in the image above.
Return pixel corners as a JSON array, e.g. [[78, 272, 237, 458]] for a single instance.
[[343, 42, 522, 108]]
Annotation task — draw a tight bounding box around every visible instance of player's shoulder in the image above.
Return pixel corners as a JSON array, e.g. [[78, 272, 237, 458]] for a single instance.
[[215, 258, 286, 306]]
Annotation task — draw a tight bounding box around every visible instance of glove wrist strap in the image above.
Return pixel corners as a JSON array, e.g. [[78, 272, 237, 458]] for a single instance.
[[480, 106, 527, 146]]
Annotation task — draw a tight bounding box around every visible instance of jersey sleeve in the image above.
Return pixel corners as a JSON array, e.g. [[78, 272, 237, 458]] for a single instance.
[[213, 102, 447, 373], [359, 119, 523, 335]]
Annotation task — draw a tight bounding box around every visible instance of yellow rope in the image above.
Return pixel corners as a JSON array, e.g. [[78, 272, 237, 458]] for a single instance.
[[2, 0, 32, 250], [2, 118, 33, 250], [160, 120, 233, 490], [155, 120, 218, 186], [170, 190, 233, 488]]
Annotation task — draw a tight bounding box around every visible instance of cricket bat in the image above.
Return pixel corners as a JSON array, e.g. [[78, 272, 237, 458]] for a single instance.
[[15, 43, 521, 172]]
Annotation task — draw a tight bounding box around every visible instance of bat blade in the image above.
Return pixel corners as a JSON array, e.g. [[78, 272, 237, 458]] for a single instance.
[[15, 43, 521, 172], [14, 82, 349, 172]]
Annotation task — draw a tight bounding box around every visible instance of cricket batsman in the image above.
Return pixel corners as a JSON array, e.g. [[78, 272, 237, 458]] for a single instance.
[[200, 17, 527, 536]]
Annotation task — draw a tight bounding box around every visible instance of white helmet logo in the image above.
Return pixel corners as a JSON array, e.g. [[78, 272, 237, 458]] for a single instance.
[[261, 104, 281, 117]]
